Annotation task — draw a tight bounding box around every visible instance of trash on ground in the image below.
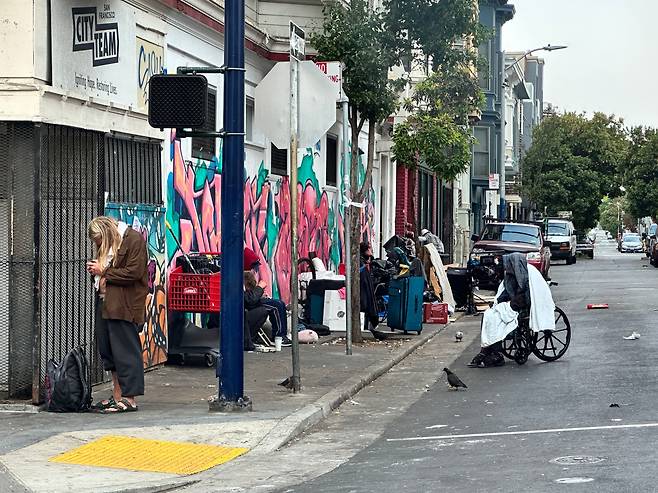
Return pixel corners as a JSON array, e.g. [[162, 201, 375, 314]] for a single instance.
[[623, 332, 641, 340], [587, 303, 609, 309], [609, 403, 620, 408]]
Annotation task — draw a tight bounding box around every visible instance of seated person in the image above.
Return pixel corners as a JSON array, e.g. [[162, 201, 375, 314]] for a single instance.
[[469, 252, 555, 368], [244, 271, 292, 347]]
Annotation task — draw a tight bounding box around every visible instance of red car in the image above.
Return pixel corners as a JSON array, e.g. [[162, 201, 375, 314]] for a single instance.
[[469, 222, 551, 287]]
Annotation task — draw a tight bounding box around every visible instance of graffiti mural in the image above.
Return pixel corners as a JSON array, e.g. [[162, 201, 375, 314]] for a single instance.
[[166, 131, 374, 304], [106, 202, 167, 367]]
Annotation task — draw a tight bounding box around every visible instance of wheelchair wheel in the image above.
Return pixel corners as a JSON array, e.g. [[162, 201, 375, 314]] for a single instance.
[[501, 317, 530, 361], [501, 330, 519, 360], [531, 306, 571, 362]]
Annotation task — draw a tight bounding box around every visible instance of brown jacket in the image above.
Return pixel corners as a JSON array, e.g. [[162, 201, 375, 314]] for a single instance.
[[102, 227, 149, 325]]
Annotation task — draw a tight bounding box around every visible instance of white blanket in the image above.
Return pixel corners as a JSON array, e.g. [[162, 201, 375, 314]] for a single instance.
[[481, 264, 555, 347], [424, 243, 456, 313]]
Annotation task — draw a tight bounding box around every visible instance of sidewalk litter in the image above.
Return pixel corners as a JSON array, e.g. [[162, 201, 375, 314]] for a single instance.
[[623, 332, 641, 340]]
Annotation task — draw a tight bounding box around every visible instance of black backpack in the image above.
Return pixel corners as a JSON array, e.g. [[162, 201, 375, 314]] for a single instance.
[[45, 347, 92, 412]]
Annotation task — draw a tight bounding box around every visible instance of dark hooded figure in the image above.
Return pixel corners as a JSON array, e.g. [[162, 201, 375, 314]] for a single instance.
[[360, 242, 386, 340], [497, 252, 530, 312], [469, 252, 531, 368]]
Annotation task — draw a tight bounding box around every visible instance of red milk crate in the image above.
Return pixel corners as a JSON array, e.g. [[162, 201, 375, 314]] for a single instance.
[[168, 265, 221, 313], [423, 302, 449, 324]]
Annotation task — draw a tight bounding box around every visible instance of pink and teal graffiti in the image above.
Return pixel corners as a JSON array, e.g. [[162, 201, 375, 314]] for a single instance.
[[166, 131, 372, 304], [106, 203, 167, 367]]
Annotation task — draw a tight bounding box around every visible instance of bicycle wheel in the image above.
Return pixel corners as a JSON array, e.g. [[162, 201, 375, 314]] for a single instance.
[[531, 306, 571, 362]]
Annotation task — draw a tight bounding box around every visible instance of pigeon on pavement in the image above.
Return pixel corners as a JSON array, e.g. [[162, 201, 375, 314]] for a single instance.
[[279, 377, 294, 389], [443, 367, 468, 390]]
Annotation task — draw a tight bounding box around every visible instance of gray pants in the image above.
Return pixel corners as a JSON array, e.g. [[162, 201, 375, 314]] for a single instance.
[[95, 300, 145, 397]]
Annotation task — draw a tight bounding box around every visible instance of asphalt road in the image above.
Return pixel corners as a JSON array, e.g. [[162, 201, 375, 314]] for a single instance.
[[287, 240, 658, 493]]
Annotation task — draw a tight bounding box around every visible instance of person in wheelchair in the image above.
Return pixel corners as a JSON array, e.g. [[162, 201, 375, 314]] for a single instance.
[[469, 252, 555, 368]]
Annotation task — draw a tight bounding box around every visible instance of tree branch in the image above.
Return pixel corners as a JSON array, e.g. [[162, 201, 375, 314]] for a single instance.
[[357, 120, 377, 202]]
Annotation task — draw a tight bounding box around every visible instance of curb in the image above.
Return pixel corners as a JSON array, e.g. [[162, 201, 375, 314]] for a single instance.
[[0, 401, 40, 414], [253, 319, 459, 454]]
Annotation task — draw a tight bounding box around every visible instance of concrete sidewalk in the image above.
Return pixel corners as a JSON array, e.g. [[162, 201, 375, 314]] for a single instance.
[[0, 321, 466, 493]]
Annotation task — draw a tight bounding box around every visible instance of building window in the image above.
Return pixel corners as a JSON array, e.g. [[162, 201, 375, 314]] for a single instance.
[[326, 135, 338, 187], [271, 143, 288, 176], [245, 98, 254, 142], [105, 135, 162, 205], [417, 170, 434, 232], [478, 41, 492, 91], [473, 126, 490, 178], [192, 87, 217, 162]]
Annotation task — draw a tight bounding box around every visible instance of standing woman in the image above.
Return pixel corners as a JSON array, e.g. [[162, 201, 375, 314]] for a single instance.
[[87, 216, 148, 413]]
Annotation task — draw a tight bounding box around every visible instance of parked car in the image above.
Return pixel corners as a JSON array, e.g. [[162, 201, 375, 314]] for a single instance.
[[576, 232, 594, 259], [469, 221, 551, 287], [546, 219, 577, 265], [646, 223, 658, 260], [620, 233, 643, 253]]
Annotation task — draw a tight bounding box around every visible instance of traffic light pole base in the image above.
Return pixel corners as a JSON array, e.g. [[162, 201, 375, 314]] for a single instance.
[[208, 395, 253, 413]]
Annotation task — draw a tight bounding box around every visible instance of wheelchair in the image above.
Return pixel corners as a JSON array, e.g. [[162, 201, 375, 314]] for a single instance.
[[501, 304, 571, 365]]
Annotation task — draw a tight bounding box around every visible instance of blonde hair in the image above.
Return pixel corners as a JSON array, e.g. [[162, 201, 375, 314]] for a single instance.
[[88, 216, 122, 267], [244, 271, 257, 291]]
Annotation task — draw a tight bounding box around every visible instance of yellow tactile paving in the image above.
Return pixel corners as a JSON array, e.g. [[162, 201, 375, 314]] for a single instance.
[[49, 435, 249, 475]]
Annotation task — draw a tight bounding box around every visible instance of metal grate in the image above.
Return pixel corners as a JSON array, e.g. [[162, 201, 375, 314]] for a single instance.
[[0, 123, 38, 398], [105, 135, 162, 205], [0, 123, 10, 397], [0, 122, 163, 401], [271, 143, 288, 176], [38, 125, 105, 397]]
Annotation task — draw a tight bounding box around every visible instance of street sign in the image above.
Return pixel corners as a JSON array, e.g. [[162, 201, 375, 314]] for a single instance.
[[485, 190, 499, 218], [255, 61, 337, 149], [315, 61, 343, 101], [289, 22, 305, 61], [488, 173, 500, 190]]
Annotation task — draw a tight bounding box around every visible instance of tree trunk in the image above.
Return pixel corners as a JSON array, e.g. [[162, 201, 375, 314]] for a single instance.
[[349, 109, 363, 343], [349, 119, 377, 343]]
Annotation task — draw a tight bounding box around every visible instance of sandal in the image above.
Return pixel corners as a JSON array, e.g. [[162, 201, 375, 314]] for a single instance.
[[100, 398, 138, 414], [91, 396, 116, 411]]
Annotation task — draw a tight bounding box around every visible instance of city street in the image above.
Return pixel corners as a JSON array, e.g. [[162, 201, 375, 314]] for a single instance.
[[272, 240, 657, 492]]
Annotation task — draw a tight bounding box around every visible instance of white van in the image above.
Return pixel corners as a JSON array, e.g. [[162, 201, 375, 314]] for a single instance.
[[546, 219, 577, 265]]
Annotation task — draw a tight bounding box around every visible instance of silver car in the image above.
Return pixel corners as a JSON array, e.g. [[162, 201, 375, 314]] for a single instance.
[[621, 233, 643, 253]]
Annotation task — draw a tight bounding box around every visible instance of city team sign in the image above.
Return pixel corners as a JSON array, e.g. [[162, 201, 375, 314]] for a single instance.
[[52, 0, 137, 107]]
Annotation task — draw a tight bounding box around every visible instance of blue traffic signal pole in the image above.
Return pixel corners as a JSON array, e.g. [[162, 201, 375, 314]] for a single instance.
[[210, 0, 251, 411]]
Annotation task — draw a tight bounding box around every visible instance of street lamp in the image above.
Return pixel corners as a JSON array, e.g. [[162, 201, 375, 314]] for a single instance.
[[499, 44, 567, 220], [505, 44, 568, 75]]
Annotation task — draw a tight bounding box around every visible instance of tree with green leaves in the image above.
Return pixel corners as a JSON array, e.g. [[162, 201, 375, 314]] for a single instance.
[[623, 127, 658, 220], [311, 0, 485, 343], [598, 196, 634, 238], [311, 0, 398, 343], [522, 112, 628, 230], [387, 0, 487, 179]]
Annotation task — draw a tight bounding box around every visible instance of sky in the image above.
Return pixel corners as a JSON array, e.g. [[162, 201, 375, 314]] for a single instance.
[[502, 0, 658, 129]]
